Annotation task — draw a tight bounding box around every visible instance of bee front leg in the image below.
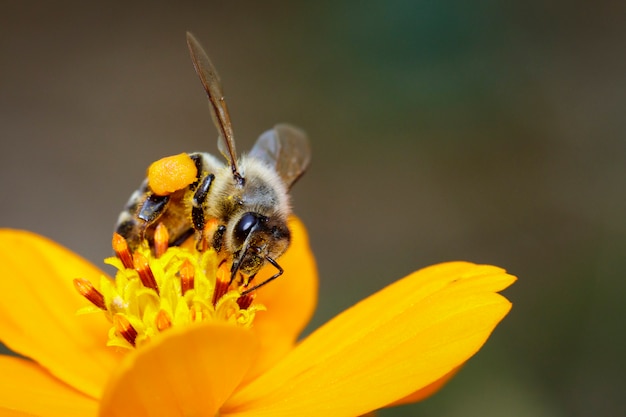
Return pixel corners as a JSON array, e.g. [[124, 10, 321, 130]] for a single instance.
[[138, 194, 170, 223], [191, 173, 215, 232], [192, 173, 227, 251]]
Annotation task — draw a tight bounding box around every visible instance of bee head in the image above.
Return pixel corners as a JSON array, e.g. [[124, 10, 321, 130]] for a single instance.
[[230, 212, 290, 277]]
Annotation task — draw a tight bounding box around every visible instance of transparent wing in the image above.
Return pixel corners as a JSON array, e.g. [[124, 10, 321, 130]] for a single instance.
[[249, 124, 311, 189], [186, 32, 240, 176]]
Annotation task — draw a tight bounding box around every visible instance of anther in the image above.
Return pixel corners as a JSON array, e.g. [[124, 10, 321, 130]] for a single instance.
[[73, 278, 106, 310], [237, 293, 255, 310], [212, 263, 230, 306], [156, 309, 172, 331], [112, 233, 134, 269], [180, 259, 194, 295], [154, 223, 169, 258], [133, 252, 160, 294], [114, 315, 137, 347]]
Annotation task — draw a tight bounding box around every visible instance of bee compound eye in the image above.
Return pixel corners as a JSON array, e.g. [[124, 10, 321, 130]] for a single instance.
[[234, 212, 259, 245]]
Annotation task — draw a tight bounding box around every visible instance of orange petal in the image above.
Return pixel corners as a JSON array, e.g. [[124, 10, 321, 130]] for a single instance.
[[0, 355, 97, 417], [0, 230, 124, 399], [99, 321, 258, 417], [224, 262, 516, 417], [247, 216, 318, 377]]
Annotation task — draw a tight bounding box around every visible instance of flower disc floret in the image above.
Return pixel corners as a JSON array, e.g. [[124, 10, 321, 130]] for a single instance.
[[75, 233, 264, 349]]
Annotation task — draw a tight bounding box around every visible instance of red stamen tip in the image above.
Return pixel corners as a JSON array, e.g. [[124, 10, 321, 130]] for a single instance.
[[133, 252, 159, 294], [112, 233, 134, 269], [114, 315, 137, 347], [237, 292, 255, 310], [73, 278, 106, 310], [212, 264, 230, 306]]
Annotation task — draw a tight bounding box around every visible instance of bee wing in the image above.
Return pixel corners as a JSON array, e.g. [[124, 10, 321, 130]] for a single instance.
[[250, 124, 311, 189], [186, 32, 240, 177]]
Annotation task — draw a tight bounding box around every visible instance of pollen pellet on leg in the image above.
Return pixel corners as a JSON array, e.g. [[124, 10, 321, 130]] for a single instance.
[[147, 153, 197, 196]]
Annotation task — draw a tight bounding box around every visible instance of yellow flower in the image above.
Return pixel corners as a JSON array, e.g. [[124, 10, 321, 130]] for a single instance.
[[0, 217, 515, 416]]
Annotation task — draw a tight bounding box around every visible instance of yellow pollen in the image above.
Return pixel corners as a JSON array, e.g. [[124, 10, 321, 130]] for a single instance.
[[74, 232, 265, 349]]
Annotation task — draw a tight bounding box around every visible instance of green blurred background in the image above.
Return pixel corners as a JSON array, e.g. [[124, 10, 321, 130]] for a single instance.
[[1, 1, 625, 416]]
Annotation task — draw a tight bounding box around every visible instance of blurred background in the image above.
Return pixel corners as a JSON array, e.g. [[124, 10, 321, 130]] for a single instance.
[[1, 1, 625, 416]]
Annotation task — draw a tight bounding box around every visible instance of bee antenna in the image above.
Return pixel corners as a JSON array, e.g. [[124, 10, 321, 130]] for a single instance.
[[233, 171, 245, 187]]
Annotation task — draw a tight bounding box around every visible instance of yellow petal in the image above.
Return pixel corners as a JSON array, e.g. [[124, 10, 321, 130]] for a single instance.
[[0, 355, 97, 417], [224, 262, 515, 417], [388, 366, 459, 406], [0, 230, 123, 399], [99, 321, 258, 417], [247, 216, 318, 378]]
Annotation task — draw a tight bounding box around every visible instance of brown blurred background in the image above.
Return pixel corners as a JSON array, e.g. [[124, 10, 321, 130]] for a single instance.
[[1, 1, 625, 416]]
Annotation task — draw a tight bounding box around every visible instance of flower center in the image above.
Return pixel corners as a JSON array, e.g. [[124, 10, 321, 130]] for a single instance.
[[73, 224, 264, 349]]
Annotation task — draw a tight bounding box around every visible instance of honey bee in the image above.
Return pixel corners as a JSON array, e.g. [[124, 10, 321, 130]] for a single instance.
[[116, 32, 310, 292]]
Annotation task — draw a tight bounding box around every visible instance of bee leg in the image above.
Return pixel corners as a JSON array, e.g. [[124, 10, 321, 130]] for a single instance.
[[212, 225, 226, 251], [191, 173, 215, 232], [240, 256, 284, 296], [138, 194, 170, 223]]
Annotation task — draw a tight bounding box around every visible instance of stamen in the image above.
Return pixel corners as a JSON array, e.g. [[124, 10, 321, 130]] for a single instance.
[[154, 223, 169, 258], [73, 278, 106, 310], [212, 263, 230, 306], [112, 233, 134, 269], [156, 309, 172, 331], [237, 292, 255, 310], [77, 226, 265, 350], [133, 252, 159, 294], [180, 259, 194, 295], [114, 315, 137, 347]]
